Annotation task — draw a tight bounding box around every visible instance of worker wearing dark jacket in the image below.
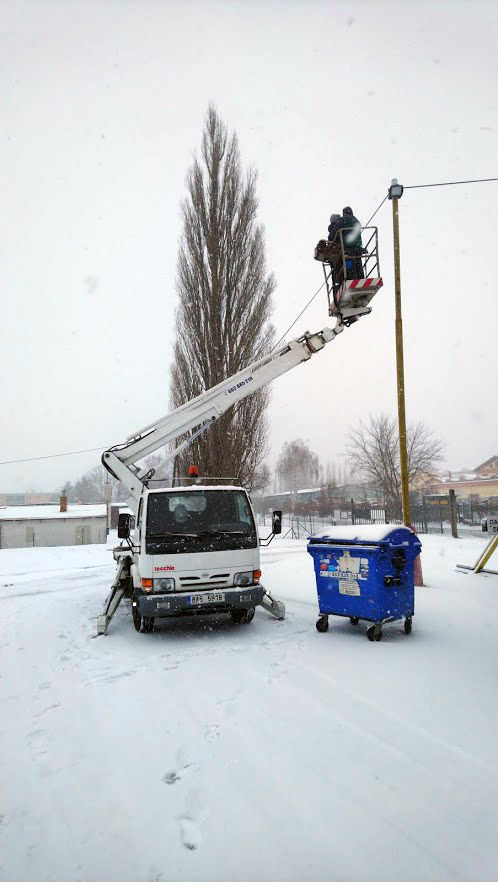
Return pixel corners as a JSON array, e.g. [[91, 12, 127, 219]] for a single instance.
[[341, 206, 364, 279], [326, 214, 344, 286], [327, 213, 342, 242]]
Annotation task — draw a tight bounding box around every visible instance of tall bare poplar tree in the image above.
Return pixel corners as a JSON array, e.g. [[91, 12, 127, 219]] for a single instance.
[[170, 106, 275, 487]]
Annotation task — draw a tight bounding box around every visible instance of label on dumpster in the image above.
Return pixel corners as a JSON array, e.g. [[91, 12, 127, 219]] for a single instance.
[[339, 580, 361, 595], [319, 550, 368, 596]]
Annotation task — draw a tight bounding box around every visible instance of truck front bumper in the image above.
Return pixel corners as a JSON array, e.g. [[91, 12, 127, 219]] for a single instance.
[[137, 585, 265, 618]]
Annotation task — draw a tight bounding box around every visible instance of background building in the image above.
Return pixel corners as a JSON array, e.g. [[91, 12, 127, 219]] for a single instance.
[[0, 503, 107, 549]]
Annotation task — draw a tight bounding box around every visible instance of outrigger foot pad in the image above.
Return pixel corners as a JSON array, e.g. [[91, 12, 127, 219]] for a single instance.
[[96, 615, 109, 636], [260, 591, 286, 620]]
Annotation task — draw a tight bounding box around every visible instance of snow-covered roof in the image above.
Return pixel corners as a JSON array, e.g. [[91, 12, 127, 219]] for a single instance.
[[442, 472, 479, 482], [0, 504, 107, 521], [437, 475, 497, 485]]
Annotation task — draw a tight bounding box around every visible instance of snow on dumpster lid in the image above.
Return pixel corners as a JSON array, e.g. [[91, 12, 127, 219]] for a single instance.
[[310, 524, 414, 543]]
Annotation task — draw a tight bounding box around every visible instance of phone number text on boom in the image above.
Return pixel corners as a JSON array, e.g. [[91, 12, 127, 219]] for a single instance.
[[225, 376, 254, 395]]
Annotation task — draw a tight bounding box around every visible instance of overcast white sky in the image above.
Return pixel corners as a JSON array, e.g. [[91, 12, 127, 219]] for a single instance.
[[1, 0, 497, 493]]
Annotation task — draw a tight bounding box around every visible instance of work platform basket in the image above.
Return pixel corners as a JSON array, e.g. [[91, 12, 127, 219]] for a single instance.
[[314, 225, 383, 320]]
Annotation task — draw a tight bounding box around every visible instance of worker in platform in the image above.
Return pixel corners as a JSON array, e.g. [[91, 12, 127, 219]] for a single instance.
[[327, 214, 344, 285], [327, 213, 342, 242], [341, 206, 364, 279]]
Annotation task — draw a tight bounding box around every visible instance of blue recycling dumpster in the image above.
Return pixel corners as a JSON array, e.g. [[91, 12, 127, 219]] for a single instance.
[[307, 525, 422, 641]]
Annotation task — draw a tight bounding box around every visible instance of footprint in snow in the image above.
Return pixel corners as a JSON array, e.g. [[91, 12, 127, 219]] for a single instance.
[[163, 762, 196, 785], [180, 817, 202, 850], [34, 703, 60, 717], [204, 723, 220, 743]]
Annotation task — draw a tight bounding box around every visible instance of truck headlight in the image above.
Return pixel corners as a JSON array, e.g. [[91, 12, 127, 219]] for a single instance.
[[155, 578, 175, 593], [234, 571, 252, 586]]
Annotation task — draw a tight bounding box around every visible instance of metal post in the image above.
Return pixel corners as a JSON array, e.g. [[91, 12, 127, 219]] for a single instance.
[[389, 179, 410, 527], [103, 480, 112, 537], [474, 534, 498, 573], [449, 489, 458, 538]]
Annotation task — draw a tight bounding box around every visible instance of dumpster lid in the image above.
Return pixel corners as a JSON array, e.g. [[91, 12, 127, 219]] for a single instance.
[[308, 523, 418, 546]]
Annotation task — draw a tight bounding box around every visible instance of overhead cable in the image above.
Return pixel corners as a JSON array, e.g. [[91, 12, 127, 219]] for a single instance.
[[404, 177, 497, 190], [272, 279, 327, 350], [0, 446, 105, 467], [364, 194, 388, 226]]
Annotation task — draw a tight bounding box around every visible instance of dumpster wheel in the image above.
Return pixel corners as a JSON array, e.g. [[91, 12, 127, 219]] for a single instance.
[[404, 616, 412, 634], [349, 617, 360, 625], [367, 625, 382, 642], [316, 615, 329, 633]]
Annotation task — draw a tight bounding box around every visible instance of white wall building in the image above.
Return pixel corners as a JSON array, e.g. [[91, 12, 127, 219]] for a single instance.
[[0, 504, 107, 549]]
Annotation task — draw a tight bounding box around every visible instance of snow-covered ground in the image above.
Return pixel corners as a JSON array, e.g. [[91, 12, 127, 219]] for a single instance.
[[0, 533, 496, 882]]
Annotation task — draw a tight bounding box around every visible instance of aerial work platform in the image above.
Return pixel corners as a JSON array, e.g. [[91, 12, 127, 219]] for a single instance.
[[314, 225, 383, 323]]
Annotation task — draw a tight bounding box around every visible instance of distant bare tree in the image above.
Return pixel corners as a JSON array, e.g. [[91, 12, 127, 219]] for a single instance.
[[62, 451, 173, 505], [251, 462, 271, 494], [325, 461, 337, 485], [276, 439, 320, 493], [345, 413, 443, 507], [170, 105, 275, 488], [61, 465, 107, 504]]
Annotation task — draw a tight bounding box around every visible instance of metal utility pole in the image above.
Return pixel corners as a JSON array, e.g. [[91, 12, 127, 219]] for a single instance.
[[388, 178, 411, 526]]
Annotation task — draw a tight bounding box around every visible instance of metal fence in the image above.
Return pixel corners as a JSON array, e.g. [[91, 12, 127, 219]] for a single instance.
[[256, 496, 498, 539], [409, 497, 497, 537]]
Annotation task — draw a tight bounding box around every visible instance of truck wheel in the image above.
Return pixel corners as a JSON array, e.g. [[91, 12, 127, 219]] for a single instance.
[[230, 607, 255, 624], [367, 625, 382, 642], [132, 602, 141, 632], [132, 602, 154, 634]]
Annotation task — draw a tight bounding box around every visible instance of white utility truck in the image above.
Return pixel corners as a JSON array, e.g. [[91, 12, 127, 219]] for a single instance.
[[97, 266, 382, 635]]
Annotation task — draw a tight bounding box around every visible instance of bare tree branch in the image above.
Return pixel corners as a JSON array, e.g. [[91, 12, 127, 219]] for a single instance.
[[276, 439, 321, 494], [345, 413, 443, 506]]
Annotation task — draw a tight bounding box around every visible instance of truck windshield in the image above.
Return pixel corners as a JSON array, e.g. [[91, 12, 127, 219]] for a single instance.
[[145, 490, 257, 554]]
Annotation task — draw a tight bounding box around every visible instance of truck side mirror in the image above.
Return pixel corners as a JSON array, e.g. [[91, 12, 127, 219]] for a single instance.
[[272, 510, 282, 535], [117, 512, 131, 539]]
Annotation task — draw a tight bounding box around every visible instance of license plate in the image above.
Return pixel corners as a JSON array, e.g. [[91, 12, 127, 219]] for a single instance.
[[188, 592, 225, 605]]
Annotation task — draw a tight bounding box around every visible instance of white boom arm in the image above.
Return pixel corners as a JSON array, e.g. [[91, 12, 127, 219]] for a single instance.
[[102, 324, 344, 506]]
